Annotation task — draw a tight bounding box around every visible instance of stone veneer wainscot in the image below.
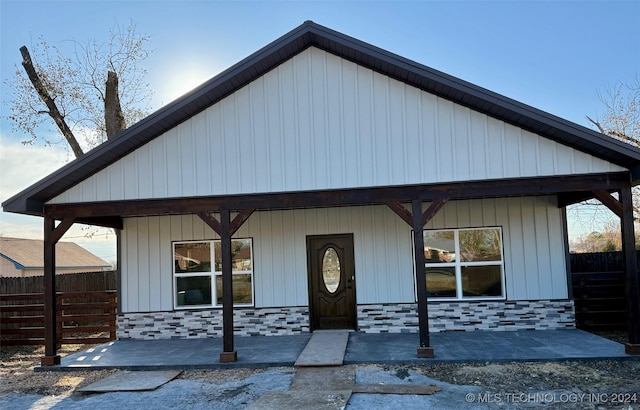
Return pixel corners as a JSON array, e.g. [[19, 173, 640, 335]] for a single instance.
[[117, 300, 575, 340]]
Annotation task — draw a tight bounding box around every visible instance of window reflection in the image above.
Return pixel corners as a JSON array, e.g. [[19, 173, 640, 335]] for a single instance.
[[174, 242, 211, 273], [422, 228, 504, 300], [173, 239, 254, 309], [322, 247, 341, 293], [216, 274, 253, 305], [459, 229, 501, 262], [424, 231, 455, 263], [214, 239, 252, 271]]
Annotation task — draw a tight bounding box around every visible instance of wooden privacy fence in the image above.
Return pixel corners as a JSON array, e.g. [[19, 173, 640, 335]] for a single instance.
[[570, 251, 634, 331], [0, 291, 117, 346], [0, 270, 116, 294]]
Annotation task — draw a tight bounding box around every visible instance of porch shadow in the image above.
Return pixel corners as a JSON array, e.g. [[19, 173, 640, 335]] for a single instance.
[[38, 329, 635, 372]]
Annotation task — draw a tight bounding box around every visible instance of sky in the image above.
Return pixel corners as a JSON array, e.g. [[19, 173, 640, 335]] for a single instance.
[[0, 0, 639, 262]]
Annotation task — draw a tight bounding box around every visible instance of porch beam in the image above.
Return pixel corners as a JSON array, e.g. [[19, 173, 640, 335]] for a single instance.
[[422, 198, 449, 226], [413, 199, 434, 358], [197, 211, 222, 235], [198, 209, 255, 237], [592, 190, 623, 218], [42, 216, 75, 366], [51, 217, 75, 243], [219, 209, 237, 362], [229, 208, 255, 236], [76, 216, 123, 230], [385, 201, 413, 227], [620, 186, 640, 354], [557, 192, 596, 208], [45, 172, 631, 219]]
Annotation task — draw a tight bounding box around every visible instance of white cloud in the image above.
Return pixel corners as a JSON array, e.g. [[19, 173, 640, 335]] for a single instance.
[[0, 139, 70, 203], [0, 138, 69, 242], [0, 138, 116, 262]]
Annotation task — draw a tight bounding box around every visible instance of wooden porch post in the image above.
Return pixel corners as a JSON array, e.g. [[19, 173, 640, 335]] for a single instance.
[[620, 186, 640, 354], [197, 208, 253, 363], [42, 217, 59, 366], [219, 209, 237, 362], [413, 200, 434, 358], [41, 216, 75, 366]]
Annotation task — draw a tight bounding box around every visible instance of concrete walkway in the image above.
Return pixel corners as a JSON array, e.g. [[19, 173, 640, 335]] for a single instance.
[[247, 365, 441, 409], [295, 330, 350, 367], [41, 329, 636, 372]]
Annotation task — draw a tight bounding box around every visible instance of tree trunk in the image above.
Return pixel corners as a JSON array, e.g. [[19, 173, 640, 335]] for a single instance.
[[20, 46, 84, 158], [104, 71, 126, 139]]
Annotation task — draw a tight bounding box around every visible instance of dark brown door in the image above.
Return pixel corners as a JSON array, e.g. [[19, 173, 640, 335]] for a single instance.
[[307, 234, 356, 330]]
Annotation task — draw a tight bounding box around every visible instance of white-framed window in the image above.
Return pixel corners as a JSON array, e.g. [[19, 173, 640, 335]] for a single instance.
[[173, 239, 254, 309], [418, 227, 505, 300]]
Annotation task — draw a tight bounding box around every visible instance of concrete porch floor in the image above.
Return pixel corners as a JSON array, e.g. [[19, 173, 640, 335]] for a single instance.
[[40, 329, 636, 372]]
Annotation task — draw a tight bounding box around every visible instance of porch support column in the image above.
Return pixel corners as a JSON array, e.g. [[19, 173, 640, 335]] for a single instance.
[[413, 199, 434, 358], [620, 186, 640, 354], [219, 209, 237, 362], [42, 216, 75, 366], [197, 208, 254, 363]]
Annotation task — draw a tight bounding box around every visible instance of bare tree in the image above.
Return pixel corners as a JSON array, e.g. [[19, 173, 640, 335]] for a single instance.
[[585, 78, 640, 222], [567, 78, 640, 250], [586, 77, 640, 148], [5, 23, 152, 157]]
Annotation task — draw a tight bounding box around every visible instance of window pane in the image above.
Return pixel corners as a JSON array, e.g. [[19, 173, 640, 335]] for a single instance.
[[426, 267, 456, 297], [176, 276, 212, 306], [459, 229, 502, 262], [322, 247, 341, 294], [175, 242, 211, 273], [423, 230, 455, 263], [214, 239, 252, 272], [461, 266, 502, 297], [216, 274, 253, 305]]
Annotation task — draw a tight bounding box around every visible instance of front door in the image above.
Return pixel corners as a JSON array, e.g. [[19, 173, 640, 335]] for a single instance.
[[306, 234, 357, 330]]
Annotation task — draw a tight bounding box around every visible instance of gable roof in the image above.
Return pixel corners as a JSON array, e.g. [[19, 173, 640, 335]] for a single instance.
[[0, 237, 110, 270], [4, 20, 640, 216]]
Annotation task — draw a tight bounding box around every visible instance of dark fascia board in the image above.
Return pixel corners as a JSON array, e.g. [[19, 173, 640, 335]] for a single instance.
[[3, 20, 640, 216]]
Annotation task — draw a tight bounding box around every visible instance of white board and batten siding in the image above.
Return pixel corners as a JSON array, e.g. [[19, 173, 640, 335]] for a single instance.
[[121, 197, 567, 314], [49, 47, 623, 205]]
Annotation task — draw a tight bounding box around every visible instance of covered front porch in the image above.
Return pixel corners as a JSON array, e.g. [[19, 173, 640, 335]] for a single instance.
[[35, 173, 640, 365], [4, 21, 640, 368], [38, 329, 635, 371]]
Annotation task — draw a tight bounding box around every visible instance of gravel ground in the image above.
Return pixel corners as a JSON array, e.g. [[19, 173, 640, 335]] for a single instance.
[[1, 332, 639, 409]]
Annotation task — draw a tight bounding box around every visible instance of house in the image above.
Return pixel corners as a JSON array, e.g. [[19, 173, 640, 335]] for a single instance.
[[0, 237, 110, 277], [3, 21, 639, 365]]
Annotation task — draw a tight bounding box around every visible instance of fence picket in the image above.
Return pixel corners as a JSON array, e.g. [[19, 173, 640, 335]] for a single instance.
[[1, 289, 117, 346], [570, 251, 634, 331]]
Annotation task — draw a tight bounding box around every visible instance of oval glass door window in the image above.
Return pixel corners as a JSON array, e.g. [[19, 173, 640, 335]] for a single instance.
[[322, 247, 341, 293]]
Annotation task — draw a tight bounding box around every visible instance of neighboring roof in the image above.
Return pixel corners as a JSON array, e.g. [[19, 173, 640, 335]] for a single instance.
[[0, 237, 110, 270], [4, 20, 640, 216]]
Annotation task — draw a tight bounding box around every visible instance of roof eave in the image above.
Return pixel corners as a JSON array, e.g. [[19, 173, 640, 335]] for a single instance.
[[3, 21, 640, 215]]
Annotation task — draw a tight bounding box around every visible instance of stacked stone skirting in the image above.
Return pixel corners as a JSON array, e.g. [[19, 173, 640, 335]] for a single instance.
[[117, 300, 575, 340], [358, 300, 575, 333], [117, 307, 310, 340]]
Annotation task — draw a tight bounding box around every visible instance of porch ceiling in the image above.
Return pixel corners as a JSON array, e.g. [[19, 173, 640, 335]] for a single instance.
[[45, 172, 629, 226]]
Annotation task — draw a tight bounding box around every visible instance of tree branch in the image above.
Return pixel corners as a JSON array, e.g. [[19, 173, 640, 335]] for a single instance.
[[586, 115, 606, 134], [587, 115, 639, 147], [20, 46, 84, 158], [104, 70, 126, 138]]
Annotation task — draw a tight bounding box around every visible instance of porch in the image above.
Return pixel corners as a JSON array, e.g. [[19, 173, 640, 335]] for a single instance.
[[38, 329, 635, 372]]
